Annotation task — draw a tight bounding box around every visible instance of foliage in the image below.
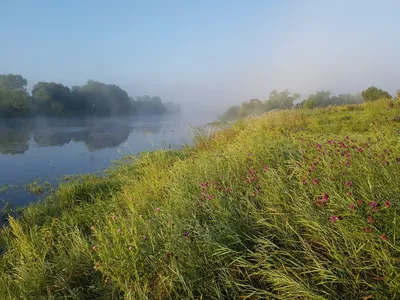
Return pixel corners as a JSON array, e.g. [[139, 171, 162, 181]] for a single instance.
[[221, 89, 300, 120], [0, 74, 179, 118], [24, 181, 52, 195], [361, 86, 392, 102], [1, 100, 400, 299]]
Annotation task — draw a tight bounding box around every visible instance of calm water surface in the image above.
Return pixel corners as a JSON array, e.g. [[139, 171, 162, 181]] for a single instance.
[[0, 114, 214, 207]]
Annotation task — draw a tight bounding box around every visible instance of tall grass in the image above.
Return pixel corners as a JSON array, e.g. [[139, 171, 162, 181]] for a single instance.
[[1, 100, 400, 299]]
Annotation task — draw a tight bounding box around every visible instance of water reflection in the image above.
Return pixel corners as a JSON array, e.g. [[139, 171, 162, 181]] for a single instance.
[[0, 117, 164, 154]]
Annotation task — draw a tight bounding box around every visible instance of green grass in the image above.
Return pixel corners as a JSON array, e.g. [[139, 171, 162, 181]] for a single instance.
[[1, 99, 400, 299], [0, 185, 16, 193], [24, 180, 52, 195]]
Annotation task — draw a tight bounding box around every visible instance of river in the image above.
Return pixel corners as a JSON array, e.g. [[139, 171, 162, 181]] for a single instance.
[[0, 114, 215, 208]]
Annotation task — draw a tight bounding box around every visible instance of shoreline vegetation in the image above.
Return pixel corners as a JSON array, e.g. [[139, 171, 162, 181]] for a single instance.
[[1, 98, 400, 298], [220, 86, 396, 121], [0, 74, 181, 118]]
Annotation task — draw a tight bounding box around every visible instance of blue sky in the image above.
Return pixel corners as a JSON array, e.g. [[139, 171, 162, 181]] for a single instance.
[[1, 0, 399, 112]]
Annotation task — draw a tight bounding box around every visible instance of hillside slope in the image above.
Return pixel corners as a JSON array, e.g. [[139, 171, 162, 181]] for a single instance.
[[1, 100, 400, 299]]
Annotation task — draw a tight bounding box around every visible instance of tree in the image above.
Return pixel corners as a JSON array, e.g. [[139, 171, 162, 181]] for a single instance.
[[0, 74, 32, 117], [396, 89, 400, 100], [0, 74, 27, 90], [361, 86, 392, 102], [32, 82, 71, 114]]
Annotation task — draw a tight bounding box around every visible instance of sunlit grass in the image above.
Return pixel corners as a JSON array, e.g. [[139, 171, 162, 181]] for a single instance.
[[1, 99, 400, 299]]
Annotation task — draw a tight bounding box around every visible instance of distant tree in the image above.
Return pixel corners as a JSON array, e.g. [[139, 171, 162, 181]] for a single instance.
[[302, 99, 316, 109], [361, 86, 392, 102], [396, 89, 400, 100], [265, 89, 300, 110], [0, 74, 32, 117], [32, 82, 71, 114], [0, 74, 27, 90]]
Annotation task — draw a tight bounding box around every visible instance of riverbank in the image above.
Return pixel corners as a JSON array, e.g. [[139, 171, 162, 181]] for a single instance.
[[1, 99, 400, 299]]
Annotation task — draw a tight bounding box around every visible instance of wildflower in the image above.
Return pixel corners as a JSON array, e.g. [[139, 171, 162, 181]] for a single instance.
[[385, 201, 391, 208], [183, 232, 189, 238], [90, 226, 95, 231], [357, 200, 363, 207], [330, 215, 339, 223], [111, 215, 116, 220], [316, 143, 322, 149], [380, 233, 388, 241], [322, 193, 329, 201], [370, 201, 378, 209], [313, 178, 319, 185], [365, 226, 372, 233], [348, 192, 353, 197], [346, 153, 351, 159], [349, 203, 355, 210], [156, 207, 161, 212], [128, 246, 133, 251], [345, 136, 349, 140], [143, 235, 147, 241], [225, 187, 231, 192], [117, 228, 122, 233], [345, 181, 352, 187], [357, 147, 364, 153], [92, 245, 97, 251], [346, 161, 351, 167], [199, 201, 203, 207], [367, 216, 373, 224]]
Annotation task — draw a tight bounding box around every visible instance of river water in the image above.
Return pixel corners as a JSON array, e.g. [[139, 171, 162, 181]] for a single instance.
[[0, 114, 214, 207]]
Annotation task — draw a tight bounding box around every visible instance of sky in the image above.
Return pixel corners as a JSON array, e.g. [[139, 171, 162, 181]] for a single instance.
[[1, 0, 399, 114]]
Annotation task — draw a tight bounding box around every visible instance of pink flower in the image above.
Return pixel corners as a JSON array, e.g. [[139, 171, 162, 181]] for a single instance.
[[143, 235, 147, 241], [117, 228, 122, 233], [225, 187, 231, 192], [365, 226, 371, 233], [128, 246, 133, 251], [183, 232, 189, 238], [199, 201, 203, 207], [357, 147, 364, 153], [345, 181, 352, 187], [92, 245, 97, 251], [367, 215, 373, 224], [313, 178, 319, 185], [111, 215, 116, 220], [370, 201, 378, 209], [316, 144, 322, 149], [330, 215, 339, 223], [385, 201, 391, 208], [357, 200, 363, 207], [90, 226, 95, 231], [381, 233, 388, 241], [349, 203, 355, 210], [156, 207, 161, 212]]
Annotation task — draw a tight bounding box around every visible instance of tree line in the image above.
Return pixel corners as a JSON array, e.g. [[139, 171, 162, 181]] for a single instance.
[[221, 86, 396, 120], [0, 74, 180, 117]]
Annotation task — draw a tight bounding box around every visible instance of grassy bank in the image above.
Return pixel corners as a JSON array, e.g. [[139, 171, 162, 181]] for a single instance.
[[1, 100, 400, 299]]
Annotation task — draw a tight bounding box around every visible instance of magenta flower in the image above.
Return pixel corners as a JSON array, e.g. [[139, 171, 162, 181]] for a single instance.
[[381, 233, 388, 241], [156, 207, 161, 212], [313, 178, 319, 185], [316, 144, 322, 149], [117, 228, 122, 233], [199, 201, 203, 207], [330, 215, 339, 223], [349, 203, 355, 210], [143, 235, 147, 241], [367, 215, 373, 224], [357, 147, 364, 153], [183, 232, 189, 238], [345, 181, 352, 187], [370, 201, 378, 209], [92, 245, 97, 251], [385, 201, 391, 208], [365, 226, 371, 233]]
